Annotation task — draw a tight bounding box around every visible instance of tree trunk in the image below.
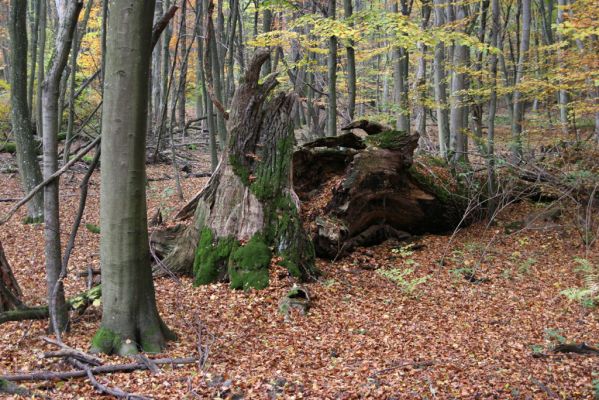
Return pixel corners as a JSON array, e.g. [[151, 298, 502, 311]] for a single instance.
[[41, 0, 82, 333], [35, 0, 46, 138], [92, 0, 174, 356], [344, 0, 356, 121], [9, 0, 44, 222], [327, 0, 338, 137], [27, 0, 41, 117], [159, 49, 317, 287], [487, 0, 500, 216], [392, 0, 411, 134], [0, 241, 23, 313], [556, 0, 570, 135], [448, 3, 470, 164], [432, 0, 450, 158], [511, 0, 531, 160]]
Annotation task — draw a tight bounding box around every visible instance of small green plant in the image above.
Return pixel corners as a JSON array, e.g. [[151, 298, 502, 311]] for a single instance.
[[561, 258, 598, 308], [85, 223, 100, 234], [544, 328, 567, 345], [530, 344, 545, 356], [518, 258, 536, 275], [451, 267, 474, 280], [377, 268, 429, 296], [592, 374, 598, 399], [187, 143, 198, 151], [391, 243, 415, 258]]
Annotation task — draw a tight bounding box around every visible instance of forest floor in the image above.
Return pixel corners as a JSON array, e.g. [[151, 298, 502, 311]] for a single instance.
[[0, 150, 597, 399]]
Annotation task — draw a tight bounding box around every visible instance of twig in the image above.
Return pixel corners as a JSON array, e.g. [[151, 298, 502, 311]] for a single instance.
[[530, 377, 559, 398], [0, 357, 197, 382], [0, 136, 100, 225]]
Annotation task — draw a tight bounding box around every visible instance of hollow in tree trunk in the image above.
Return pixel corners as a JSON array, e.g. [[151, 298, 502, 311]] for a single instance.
[[160, 49, 317, 288]]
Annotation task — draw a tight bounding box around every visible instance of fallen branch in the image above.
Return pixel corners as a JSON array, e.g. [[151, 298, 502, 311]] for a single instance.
[[0, 357, 197, 382], [372, 360, 436, 376], [0, 285, 101, 324], [552, 343, 599, 355], [0, 136, 100, 225]]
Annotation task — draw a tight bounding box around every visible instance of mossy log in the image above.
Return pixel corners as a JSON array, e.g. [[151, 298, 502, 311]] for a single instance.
[[294, 127, 466, 259], [0, 285, 101, 325], [157, 49, 317, 289]]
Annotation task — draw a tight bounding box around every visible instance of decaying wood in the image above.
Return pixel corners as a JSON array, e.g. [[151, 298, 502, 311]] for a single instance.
[[552, 343, 599, 355], [294, 125, 467, 258], [0, 285, 101, 324], [157, 49, 317, 286]]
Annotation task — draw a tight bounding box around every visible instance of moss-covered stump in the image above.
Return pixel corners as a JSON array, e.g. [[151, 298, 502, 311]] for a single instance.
[[294, 125, 467, 259], [158, 49, 317, 289]]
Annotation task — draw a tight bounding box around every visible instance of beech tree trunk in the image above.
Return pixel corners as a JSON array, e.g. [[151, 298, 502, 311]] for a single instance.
[[92, 0, 174, 356], [41, 0, 82, 334], [159, 49, 317, 288], [8, 0, 44, 222], [511, 0, 531, 160]]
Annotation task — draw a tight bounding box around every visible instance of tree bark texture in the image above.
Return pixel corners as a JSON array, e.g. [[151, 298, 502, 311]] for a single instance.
[[293, 127, 467, 259], [41, 0, 83, 333], [158, 49, 317, 288], [92, 0, 174, 356], [8, 0, 44, 222]]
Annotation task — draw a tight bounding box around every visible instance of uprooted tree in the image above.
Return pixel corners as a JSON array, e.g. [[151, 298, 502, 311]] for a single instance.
[[293, 126, 468, 259], [157, 49, 317, 289]]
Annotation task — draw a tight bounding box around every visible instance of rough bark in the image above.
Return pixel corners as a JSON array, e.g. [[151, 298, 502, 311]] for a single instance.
[[158, 49, 317, 287], [92, 0, 174, 356], [293, 127, 466, 259], [8, 0, 44, 222]]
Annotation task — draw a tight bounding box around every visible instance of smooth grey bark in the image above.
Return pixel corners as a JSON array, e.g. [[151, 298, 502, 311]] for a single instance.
[[556, 0, 570, 135], [152, 0, 164, 130], [177, 0, 187, 135], [392, 0, 410, 133], [64, 0, 93, 163], [449, 3, 470, 163], [92, 0, 173, 356], [414, 0, 431, 140], [9, 0, 44, 221], [432, 0, 450, 157], [327, 0, 337, 136], [27, 0, 41, 117], [344, 0, 356, 121], [36, 0, 46, 138], [487, 0, 500, 216], [195, 0, 217, 170], [511, 0, 531, 160], [41, 0, 82, 333]]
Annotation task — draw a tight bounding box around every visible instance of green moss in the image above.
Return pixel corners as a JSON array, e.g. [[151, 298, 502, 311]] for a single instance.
[[229, 154, 250, 186], [0, 142, 16, 154], [82, 155, 94, 165], [228, 234, 271, 290], [90, 327, 122, 354], [85, 223, 100, 234], [365, 130, 409, 150], [193, 227, 237, 286], [251, 136, 294, 201], [408, 166, 461, 206], [23, 215, 43, 224], [57, 132, 67, 141]]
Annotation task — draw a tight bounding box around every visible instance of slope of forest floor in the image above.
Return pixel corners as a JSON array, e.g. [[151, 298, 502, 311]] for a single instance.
[[0, 154, 597, 399]]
